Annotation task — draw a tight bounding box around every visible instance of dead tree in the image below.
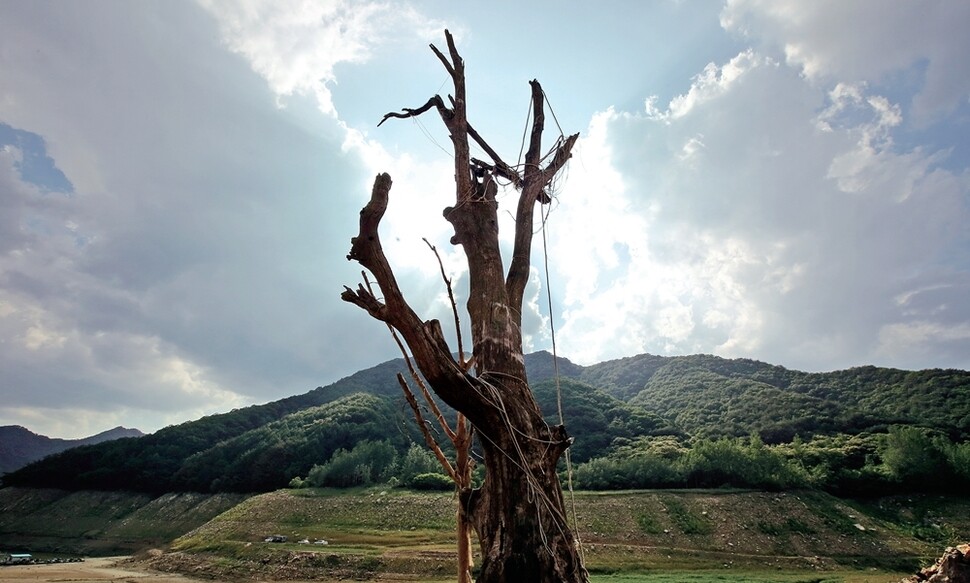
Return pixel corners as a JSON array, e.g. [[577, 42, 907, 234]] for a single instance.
[[342, 30, 585, 583]]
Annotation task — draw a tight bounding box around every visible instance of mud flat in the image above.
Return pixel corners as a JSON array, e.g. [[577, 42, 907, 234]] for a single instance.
[[0, 557, 207, 583]]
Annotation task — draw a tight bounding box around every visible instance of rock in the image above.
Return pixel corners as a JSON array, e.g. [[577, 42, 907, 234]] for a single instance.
[[901, 544, 970, 583]]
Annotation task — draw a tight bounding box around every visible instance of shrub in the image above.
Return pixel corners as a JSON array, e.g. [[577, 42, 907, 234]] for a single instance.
[[306, 440, 398, 487], [397, 444, 441, 486], [409, 472, 454, 491], [572, 454, 684, 490], [881, 426, 951, 488], [681, 436, 807, 490]]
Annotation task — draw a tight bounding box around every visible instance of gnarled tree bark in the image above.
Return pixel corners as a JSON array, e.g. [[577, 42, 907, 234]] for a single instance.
[[342, 30, 585, 583]]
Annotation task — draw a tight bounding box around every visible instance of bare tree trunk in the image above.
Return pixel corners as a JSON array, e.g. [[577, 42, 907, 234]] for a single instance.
[[342, 30, 585, 583], [460, 375, 584, 582]]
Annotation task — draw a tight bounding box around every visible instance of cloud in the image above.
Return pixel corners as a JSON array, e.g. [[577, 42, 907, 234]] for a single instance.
[[646, 49, 770, 121], [200, 0, 475, 330], [721, 0, 970, 121], [0, 2, 393, 436], [199, 0, 445, 115], [550, 45, 970, 371], [2, 1, 968, 439]]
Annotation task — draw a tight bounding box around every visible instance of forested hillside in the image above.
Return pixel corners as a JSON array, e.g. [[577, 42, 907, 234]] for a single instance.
[[573, 354, 970, 495], [582, 353, 970, 441], [0, 352, 563, 493], [4, 351, 968, 496]]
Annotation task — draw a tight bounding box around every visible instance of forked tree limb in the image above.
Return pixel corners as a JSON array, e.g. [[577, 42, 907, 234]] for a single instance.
[[344, 174, 426, 333], [374, 76, 578, 323], [340, 283, 386, 320], [343, 173, 485, 419], [370, 33, 579, 385]]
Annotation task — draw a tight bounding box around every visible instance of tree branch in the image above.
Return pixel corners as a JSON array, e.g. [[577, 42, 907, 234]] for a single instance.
[[340, 283, 386, 321], [504, 84, 581, 325], [441, 31, 472, 207], [378, 95, 448, 127], [429, 41, 455, 78], [505, 82, 549, 318], [424, 238, 467, 366], [467, 125, 523, 189], [397, 373, 458, 482], [523, 80, 545, 180], [540, 133, 580, 184]]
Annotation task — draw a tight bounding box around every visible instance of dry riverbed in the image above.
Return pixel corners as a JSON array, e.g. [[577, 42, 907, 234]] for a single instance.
[[0, 557, 207, 583]]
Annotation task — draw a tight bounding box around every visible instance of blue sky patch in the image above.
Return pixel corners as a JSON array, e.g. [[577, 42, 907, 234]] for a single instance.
[[0, 122, 73, 193]]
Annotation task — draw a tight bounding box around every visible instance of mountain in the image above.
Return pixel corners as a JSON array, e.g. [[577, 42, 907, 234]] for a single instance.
[[0, 425, 144, 475], [580, 353, 970, 442], [531, 377, 682, 461], [3, 351, 967, 494]]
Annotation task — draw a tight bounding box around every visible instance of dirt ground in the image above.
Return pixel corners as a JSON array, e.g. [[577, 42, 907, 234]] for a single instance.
[[0, 556, 445, 583], [0, 557, 208, 583]]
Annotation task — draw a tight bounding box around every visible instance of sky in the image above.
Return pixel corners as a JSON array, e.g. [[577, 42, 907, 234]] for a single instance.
[[1, 1, 968, 439]]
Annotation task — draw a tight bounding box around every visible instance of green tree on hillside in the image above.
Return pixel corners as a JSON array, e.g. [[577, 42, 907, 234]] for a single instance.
[[397, 444, 441, 487], [881, 426, 950, 487], [306, 440, 398, 487]]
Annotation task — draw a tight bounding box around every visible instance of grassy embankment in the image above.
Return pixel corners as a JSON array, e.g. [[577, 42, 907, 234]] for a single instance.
[[157, 487, 968, 581], [3, 485, 968, 581], [0, 487, 247, 555]]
